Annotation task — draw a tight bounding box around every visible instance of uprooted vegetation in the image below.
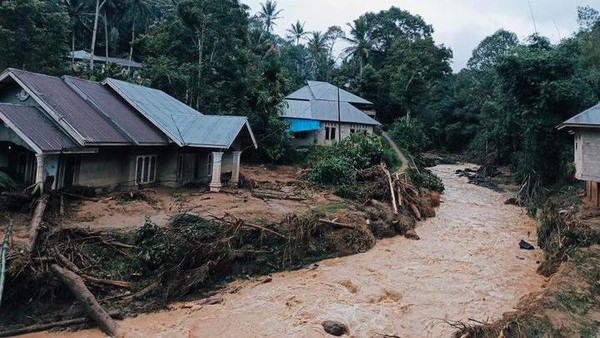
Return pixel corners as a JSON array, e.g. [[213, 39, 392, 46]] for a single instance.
[[454, 187, 600, 338], [0, 154, 441, 333]]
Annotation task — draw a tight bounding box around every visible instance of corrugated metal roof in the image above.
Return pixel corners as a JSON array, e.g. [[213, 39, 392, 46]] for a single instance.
[[104, 78, 257, 148], [281, 99, 381, 126], [558, 103, 600, 129], [287, 81, 373, 105], [6, 69, 130, 145], [63, 76, 168, 145], [69, 50, 143, 69], [0, 103, 78, 152]]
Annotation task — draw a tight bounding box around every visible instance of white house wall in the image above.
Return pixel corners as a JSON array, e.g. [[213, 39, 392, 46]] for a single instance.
[[577, 130, 600, 182]]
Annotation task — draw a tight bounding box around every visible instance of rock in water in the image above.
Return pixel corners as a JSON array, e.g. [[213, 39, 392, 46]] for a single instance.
[[405, 229, 420, 240], [322, 320, 348, 336], [519, 240, 535, 250]]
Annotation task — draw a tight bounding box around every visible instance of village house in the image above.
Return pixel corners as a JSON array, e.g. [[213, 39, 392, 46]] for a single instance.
[[558, 102, 600, 206], [280, 81, 380, 147], [0, 68, 256, 192], [67, 50, 143, 71]]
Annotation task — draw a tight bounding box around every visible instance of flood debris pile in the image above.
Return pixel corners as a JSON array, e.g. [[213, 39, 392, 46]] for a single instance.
[[455, 166, 503, 192]]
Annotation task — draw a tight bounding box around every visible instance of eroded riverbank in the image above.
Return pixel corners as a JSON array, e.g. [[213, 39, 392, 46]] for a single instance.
[[28, 164, 545, 337]]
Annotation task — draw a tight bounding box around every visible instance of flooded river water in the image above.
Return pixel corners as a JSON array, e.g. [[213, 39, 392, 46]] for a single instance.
[[30, 164, 545, 337]]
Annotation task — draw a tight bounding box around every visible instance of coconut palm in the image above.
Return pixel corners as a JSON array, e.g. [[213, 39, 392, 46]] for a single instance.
[[124, 0, 156, 61], [343, 17, 376, 75], [258, 0, 283, 33], [55, 0, 88, 68], [286, 20, 307, 45], [307, 31, 329, 78]]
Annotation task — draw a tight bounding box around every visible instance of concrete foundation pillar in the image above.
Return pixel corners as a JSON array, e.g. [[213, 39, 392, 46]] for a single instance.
[[35, 153, 45, 193], [209, 151, 224, 192], [229, 151, 242, 186]]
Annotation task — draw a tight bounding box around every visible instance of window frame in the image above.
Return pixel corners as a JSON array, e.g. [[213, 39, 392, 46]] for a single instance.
[[135, 155, 157, 184]]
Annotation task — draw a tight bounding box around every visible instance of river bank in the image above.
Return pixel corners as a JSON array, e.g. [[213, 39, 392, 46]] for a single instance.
[[26, 164, 544, 337]]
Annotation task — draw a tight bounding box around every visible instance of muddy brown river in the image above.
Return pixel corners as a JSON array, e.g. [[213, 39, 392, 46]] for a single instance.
[[28, 164, 545, 337]]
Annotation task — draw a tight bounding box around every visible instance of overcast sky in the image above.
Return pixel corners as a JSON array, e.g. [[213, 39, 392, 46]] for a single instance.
[[242, 0, 596, 72]]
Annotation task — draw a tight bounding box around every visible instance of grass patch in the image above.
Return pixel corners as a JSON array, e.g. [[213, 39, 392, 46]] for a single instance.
[[555, 291, 593, 316], [309, 200, 353, 217]]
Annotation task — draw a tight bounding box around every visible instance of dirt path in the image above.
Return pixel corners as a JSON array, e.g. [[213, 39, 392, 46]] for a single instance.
[[381, 131, 409, 174], [29, 164, 545, 338]]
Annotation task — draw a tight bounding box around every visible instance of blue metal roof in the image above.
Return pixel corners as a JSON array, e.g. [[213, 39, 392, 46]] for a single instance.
[[558, 103, 600, 130], [281, 99, 381, 126], [68, 50, 143, 69], [287, 81, 373, 105], [104, 78, 257, 149]]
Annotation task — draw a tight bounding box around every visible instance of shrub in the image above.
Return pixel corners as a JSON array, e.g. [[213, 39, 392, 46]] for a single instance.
[[307, 157, 356, 186], [336, 133, 385, 169], [407, 168, 445, 193], [389, 117, 429, 155]]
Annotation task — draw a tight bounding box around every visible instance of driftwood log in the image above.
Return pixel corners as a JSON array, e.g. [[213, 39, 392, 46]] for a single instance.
[[0, 311, 123, 337], [28, 194, 49, 254], [50, 264, 121, 337]]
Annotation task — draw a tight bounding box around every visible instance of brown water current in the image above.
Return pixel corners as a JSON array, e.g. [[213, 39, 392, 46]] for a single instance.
[[29, 164, 546, 337]]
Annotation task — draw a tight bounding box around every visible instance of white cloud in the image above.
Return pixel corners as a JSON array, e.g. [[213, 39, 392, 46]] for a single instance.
[[242, 0, 588, 71]]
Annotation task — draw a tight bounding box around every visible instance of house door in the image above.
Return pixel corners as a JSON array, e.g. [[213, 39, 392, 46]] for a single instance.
[[60, 155, 80, 189], [16, 152, 35, 185]]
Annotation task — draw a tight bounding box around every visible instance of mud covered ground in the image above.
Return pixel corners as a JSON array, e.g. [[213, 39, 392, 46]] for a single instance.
[[22, 164, 545, 337]]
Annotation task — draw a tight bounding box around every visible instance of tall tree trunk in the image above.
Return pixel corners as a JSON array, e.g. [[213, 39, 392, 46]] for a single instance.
[[104, 13, 109, 64], [129, 17, 136, 62], [71, 27, 75, 70], [90, 0, 106, 70]]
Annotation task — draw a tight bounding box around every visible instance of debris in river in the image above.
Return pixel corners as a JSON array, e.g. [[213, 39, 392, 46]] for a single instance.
[[519, 240, 535, 250], [455, 167, 503, 192], [322, 320, 348, 336], [404, 229, 420, 240]]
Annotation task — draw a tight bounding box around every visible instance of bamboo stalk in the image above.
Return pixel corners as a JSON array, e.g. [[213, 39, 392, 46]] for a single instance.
[[0, 220, 13, 307]]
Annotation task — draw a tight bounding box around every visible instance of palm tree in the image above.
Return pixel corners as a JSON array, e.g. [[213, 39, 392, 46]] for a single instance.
[[124, 0, 155, 62], [307, 31, 329, 78], [90, 0, 108, 70], [286, 20, 306, 45], [343, 17, 376, 75], [55, 0, 88, 69], [258, 0, 283, 33]]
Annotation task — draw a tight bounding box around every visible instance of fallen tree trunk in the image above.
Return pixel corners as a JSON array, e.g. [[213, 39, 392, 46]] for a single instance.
[[28, 194, 50, 254], [0, 311, 122, 337], [50, 264, 121, 337], [383, 166, 398, 214], [251, 191, 306, 201]]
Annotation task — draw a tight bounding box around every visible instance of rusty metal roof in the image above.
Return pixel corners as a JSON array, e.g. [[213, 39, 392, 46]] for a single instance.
[[558, 103, 600, 130], [63, 76, 168, 145], [0, 103, 78, 152], [6, 69, 130, 145]]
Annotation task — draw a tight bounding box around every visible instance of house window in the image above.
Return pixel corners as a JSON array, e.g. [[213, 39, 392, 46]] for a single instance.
[[325, 127, 336, 140], [136, 155, 157, 184]]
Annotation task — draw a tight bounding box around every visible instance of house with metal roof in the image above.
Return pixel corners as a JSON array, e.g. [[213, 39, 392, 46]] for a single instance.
[[558, 102, 600, 206], [67, 50, 143, 70], [0, 68, 256, 192], [281, 81, 380, 147]]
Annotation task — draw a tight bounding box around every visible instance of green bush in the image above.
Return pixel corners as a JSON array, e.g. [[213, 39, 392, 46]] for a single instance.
[[407, 168, 445, 193], [336, 133, 385, 169], [389, 117, 429, 155], [308, 157, 356, 186]]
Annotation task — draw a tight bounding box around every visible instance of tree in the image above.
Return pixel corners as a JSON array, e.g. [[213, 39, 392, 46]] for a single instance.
[[343, 17, 376, 75], [90, 0, 107, 70], [54, 0, 88, 69], [286, 20, 306, 45], [325, 25, 344, 60], [258, 0, 282, 33], [306, 31, 329, 79], [467, 29, 519, 71], [124, 0, 156, 61], [0, 0, 70, 73]]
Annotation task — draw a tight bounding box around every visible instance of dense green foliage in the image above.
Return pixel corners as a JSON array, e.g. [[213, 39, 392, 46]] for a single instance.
[[307, 133, 386, 198], [1, 1, 599, 190]]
